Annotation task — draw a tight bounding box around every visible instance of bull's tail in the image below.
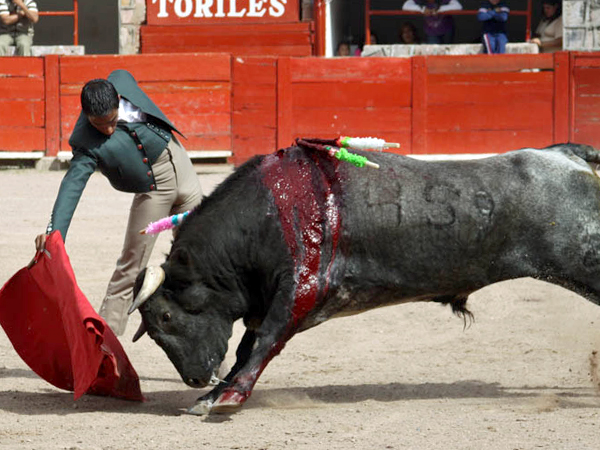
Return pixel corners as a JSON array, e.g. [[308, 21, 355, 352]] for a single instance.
[[545, 143, 600, 164], [432, 294, 474, 329]]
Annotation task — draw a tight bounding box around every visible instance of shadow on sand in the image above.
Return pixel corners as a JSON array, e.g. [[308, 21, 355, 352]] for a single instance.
[[0, 379, 597, 417]]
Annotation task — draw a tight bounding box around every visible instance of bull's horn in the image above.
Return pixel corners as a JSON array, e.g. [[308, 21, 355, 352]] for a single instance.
[[132, 320, 147, 342], [127, 266, 165, 315]]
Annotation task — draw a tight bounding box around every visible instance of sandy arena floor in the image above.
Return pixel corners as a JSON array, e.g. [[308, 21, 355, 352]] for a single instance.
[[1, 167, 600, 450]]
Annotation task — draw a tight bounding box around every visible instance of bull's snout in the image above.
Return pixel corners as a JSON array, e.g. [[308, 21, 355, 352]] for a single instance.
[[184, 368, 224, 388], [185, 378, 206, 388]]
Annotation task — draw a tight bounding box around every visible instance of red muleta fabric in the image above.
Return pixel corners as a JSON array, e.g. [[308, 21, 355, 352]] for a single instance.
[[0, 231, 143, 401]]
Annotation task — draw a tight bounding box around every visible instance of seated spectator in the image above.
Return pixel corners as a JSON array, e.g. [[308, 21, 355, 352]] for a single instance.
[[336, 41, 351, 57], [0, 0, 39, 56], [477, 0, 509, 54], [399, 22, 421, 44], [402, 0, 462, 44], [354, 32, 378, 56], [529, 0, 562, 53]]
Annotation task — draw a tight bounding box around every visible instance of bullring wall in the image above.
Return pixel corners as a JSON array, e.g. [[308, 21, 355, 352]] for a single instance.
[[0, 52, 598, 165]]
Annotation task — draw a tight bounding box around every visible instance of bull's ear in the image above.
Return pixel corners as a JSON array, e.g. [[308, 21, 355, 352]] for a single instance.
[[169, 247, 193, 268]]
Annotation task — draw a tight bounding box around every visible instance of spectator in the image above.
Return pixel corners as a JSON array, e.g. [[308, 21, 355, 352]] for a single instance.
[[35, 70, 204, 336], [336, 41, 351, 57], [368, 32, 378, 45], [399, 22, 421, 44], [0, 0, 38, 56], [402, 0, 462, 44], [529, 0, 562, 53], [477, 0, 509, 54]]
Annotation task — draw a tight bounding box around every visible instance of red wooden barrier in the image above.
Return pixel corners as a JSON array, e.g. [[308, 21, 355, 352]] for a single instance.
[[571, 52, 600, 148], [420, 54, 555, 153], [1, 52, 600, 162], [0, 58, 45, 152], [232, 56, 278, 165], [141, 22, 313, 56], [275, 53, 568, 155], [276, 56, 412, 152], [57, 54, 233, 152]]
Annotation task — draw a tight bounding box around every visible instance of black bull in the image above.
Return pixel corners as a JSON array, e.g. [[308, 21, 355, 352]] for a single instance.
[[130, 142, 600, 415]]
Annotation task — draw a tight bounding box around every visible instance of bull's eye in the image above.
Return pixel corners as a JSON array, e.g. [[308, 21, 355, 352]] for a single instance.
[[162, 312, 172, 322]]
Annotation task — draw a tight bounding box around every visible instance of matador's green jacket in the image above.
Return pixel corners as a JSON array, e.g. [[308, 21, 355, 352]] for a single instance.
[[47, 69, 182, 240]]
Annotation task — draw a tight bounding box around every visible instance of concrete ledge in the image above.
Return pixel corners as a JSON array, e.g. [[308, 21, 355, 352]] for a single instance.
[[362, 43, 539, 57], [34, 156, 69, 171], [4, 45, 85, 56]]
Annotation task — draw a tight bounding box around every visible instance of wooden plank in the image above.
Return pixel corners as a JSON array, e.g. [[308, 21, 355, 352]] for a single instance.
[[169, 113, 231, 135], [426, 54, 554, 74], [428, 71, 553, 84], [572, 53, 600, 68], [573, 98, 600, 124], [232, 56, 277, 83], [0, 100, 44, 126], [142, 43, 312, 57], [0, 78, 45, 99], [292, 107, 411, 132], [572, 67, 600, 96], [427, 102, 552, 131], [553, 52, 570, 143], [426, 129, 554, 154], [60, 54, 232, 83], [233, 85, 276, 110], [0, 127, 45, 151], [289, 57, 412, 82], [277, 57, 292, 149], [145, 90, 232, 115], [142, 22, 309, 34], [0, 57, 44, 77], [233, 110, 276, 135], [427, 73, 553, 105], [291, 81, 412, 108], [184, 134, 231, 151], [572, 124, 600, 148], [573, 64, 600, 144], [232, 135, 277, 165], [412, 56, 427, 154], [232, 56, 277, 164], [143, 31, 311, 46], [45, 55, 60, 157]]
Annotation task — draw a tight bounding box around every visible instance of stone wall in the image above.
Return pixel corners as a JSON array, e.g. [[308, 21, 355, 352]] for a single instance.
[[119, 0, 146, 55], [564, 0, 600, 50]]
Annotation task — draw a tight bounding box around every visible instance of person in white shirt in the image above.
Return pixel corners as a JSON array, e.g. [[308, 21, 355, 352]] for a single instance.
[[529, 0, 562, 53], [0, 0, 38, 56]]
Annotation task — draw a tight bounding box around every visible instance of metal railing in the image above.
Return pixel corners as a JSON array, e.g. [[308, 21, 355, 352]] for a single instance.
[[38, 0, 79, 45], [365, 0, 533, 45]]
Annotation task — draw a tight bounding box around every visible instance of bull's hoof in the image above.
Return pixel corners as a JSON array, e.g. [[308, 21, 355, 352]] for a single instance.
[[211, 390, 246, 414], [186, 400, 213, 416]]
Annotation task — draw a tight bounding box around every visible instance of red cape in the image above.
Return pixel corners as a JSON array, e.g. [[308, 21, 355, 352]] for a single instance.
[[0, 231, 143, 401]]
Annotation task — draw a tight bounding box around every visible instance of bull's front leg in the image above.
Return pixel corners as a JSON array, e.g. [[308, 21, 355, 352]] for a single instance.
[[188, 305, 297, 415], [187, 328, 256, 415]]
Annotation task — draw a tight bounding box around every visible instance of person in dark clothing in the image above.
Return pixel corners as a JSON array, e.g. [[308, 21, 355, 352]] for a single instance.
[[477, 0, 510, 54], [402, 0, 462, 44], [35, 70, 203, 336]]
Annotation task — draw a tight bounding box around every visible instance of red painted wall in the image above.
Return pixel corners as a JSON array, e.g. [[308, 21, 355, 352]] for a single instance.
[[0, 52, 599, 165]]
